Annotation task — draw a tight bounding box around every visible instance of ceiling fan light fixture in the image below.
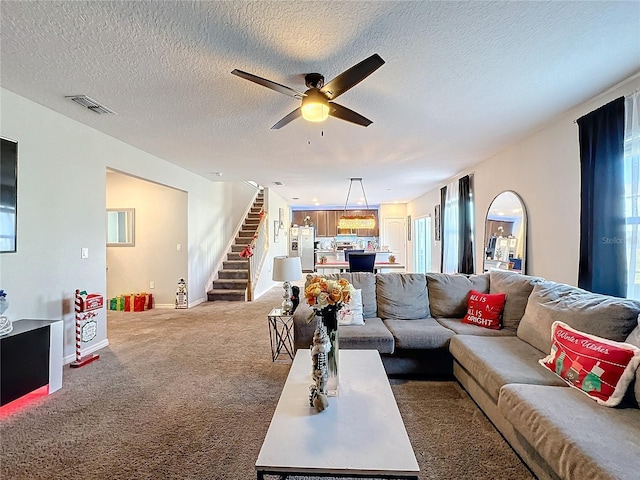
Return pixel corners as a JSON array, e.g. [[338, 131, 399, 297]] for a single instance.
[[301, 91, 330, 122]]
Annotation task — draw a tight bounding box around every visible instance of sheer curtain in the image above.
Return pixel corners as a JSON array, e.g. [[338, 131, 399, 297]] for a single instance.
[[625, 91, 640, 299], [442, 180, 459, 273]]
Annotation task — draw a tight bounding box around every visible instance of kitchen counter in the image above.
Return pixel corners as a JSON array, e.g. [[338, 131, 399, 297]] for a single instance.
[[315, 249, 395, 254]]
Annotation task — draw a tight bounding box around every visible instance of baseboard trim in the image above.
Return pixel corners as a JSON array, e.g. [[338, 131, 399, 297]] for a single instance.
[[153, 298, 205, 309], [63, 339, 110, 365]]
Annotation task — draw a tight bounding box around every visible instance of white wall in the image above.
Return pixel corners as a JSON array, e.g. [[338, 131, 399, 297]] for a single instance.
[[253, 187, 291, 299], [106, 171, 188, 307], [407, 73, 640, 285], [0, 89, 254, 360]]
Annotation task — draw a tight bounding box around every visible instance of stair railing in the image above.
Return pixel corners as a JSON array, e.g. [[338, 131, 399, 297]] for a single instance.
[[243, 210, 268, 301]]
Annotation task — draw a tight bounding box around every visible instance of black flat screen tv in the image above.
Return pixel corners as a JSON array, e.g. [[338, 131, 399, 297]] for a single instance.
[[1, 138, 17, 253]]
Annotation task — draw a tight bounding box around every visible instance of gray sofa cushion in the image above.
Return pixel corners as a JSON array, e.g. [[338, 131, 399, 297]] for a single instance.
[[426, 273, 489, 318], [305, 272, 377, 318], [436, 317, 516, 337], [450, 335, 566, 402], [517, 281, 640, 354], [383, 318, 454, 349], [376, 273, 429, 320], [489, 270, 542, 331], [339, 317, 394, 354], [499, 383, 640, 480]]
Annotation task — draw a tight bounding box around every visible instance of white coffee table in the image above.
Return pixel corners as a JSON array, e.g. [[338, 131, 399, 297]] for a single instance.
[[255, 349, 419, 479]]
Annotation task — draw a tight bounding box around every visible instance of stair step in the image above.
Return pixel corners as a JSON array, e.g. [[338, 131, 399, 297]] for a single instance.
[[238, 230, 256, 237], [231, 245, 246, 252], [235, 236, 251, 245], [247, 213, 261, 219], [219, 269, 248, 279], [223, 260, 248, 269], [207, 289, 246, 302], [212, 279, 247, 290]]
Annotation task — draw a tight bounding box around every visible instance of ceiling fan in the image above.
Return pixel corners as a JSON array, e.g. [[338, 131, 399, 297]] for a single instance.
[[231, 53, 385, 129]]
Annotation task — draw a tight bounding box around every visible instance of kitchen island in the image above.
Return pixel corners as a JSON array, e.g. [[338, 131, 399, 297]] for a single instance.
[[314, 261, 405, 274], [315, 250, 395, 263]]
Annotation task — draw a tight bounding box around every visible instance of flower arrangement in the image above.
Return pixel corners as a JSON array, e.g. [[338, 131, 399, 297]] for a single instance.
[[388, 254, 396, 263], [304, 277, 355, 319], [319, 255, 327, 264]]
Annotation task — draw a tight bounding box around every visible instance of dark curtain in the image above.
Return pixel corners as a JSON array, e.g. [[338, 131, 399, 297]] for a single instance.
[[439, 186, 447, 272], [458, 175, 474, 274], [577, 97, 626, 297]]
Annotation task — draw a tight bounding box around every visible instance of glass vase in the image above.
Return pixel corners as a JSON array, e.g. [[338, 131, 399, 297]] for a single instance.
[[319, 305, 339, 396]]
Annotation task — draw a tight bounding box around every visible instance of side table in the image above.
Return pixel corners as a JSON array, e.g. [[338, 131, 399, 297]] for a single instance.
[[267, 308, 294, 362]]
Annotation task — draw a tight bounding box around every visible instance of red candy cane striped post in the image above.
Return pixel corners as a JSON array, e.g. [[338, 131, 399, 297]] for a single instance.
[[70, 289, 100, 368]]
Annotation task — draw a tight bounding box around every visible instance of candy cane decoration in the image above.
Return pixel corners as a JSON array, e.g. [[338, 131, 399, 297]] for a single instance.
[[70, 289, 100, 368]]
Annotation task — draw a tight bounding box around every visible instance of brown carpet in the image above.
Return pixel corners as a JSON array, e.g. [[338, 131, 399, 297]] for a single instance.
[[0, 286, 534, 480]]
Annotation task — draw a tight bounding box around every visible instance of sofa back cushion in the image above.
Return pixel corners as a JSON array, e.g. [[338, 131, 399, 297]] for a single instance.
[[305, 272, 377, 318], [376, 273, 429, 320], [517, 281, 640, 353], [489, 270, 543, 331], [426, 273, 489, 318]]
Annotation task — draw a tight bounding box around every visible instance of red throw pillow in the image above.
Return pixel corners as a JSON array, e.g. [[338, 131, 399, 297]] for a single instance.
[[539, 321, 640, 407], [462, 290, 506, 330]]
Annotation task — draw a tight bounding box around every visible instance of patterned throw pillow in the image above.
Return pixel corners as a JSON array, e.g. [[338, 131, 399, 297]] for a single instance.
[[539, 321, 640, 407], [338, 289, 364, 326], [462, 290, 506, 329]]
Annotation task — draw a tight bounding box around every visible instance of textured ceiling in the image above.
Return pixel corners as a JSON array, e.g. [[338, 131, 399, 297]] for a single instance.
[[1, 1, 639, 207]]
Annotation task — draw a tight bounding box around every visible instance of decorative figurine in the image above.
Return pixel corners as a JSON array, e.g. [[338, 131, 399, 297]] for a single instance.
[[309, 322, 331, 412]]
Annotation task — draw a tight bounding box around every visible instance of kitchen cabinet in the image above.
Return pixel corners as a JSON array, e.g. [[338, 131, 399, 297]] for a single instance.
[[291, 209, 379, 237], [316, 210, 328, 236]]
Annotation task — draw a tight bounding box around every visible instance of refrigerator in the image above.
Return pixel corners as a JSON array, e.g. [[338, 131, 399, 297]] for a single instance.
[[289, 226, 315, 272]]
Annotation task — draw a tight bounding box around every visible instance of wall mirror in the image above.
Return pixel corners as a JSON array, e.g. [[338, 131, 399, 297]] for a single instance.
[[107, 208, 135, 246], [483, 191, 527, 274]]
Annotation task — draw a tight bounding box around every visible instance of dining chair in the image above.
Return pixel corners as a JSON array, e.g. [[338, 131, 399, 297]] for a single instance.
[[343, 249, 364, 262], [348, 252, 376, 273]]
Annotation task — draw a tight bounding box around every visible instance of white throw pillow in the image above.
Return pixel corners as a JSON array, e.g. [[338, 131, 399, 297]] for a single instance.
[[338, 289, 364, 325]]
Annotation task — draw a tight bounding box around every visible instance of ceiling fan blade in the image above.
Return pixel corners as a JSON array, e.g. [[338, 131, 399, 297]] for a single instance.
[[231, 69, 304, 99], [271, 108, 302, 129], [320, 54, 385, 100], [328, 102, 373, 127]]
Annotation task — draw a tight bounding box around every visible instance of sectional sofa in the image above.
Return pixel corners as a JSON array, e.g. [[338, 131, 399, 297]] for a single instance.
[[292, 271, 640, 480]]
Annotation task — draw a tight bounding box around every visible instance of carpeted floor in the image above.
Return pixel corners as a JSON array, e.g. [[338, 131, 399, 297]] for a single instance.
[[0, 286, 534, 480]]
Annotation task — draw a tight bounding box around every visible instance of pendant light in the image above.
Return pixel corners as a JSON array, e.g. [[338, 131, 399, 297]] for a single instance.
[[338, 178, 376, 230]]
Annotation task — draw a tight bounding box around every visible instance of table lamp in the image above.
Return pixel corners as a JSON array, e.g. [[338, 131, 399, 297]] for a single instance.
[[272, 256, 302, 314]]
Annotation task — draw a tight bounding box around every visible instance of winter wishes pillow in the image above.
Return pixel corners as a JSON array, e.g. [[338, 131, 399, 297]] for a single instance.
[[462, 290, 506, 330], [539, 321, 640, 406], [338, 289, 364, 326]]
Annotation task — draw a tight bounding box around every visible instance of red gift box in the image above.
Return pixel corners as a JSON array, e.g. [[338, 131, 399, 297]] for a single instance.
[[124, 293, 153, 312]]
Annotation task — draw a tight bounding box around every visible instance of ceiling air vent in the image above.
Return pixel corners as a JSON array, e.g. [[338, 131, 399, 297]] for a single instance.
[[273, 181, 284, 186], [66, 95, 117, 114]]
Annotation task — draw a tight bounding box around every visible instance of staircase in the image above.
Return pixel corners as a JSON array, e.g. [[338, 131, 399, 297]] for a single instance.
[[207, 192, 264, 302]]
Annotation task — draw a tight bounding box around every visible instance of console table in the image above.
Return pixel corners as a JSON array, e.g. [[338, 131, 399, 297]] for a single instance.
[[1, 319, 63, 406]]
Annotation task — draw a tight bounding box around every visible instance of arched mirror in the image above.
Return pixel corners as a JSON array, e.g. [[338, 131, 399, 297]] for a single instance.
[[483, 191, 527, 274]]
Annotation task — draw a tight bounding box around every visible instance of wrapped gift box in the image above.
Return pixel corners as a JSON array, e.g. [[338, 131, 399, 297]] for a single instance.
[[109, 296, 125, 311], [123, 293, 153, 312]]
